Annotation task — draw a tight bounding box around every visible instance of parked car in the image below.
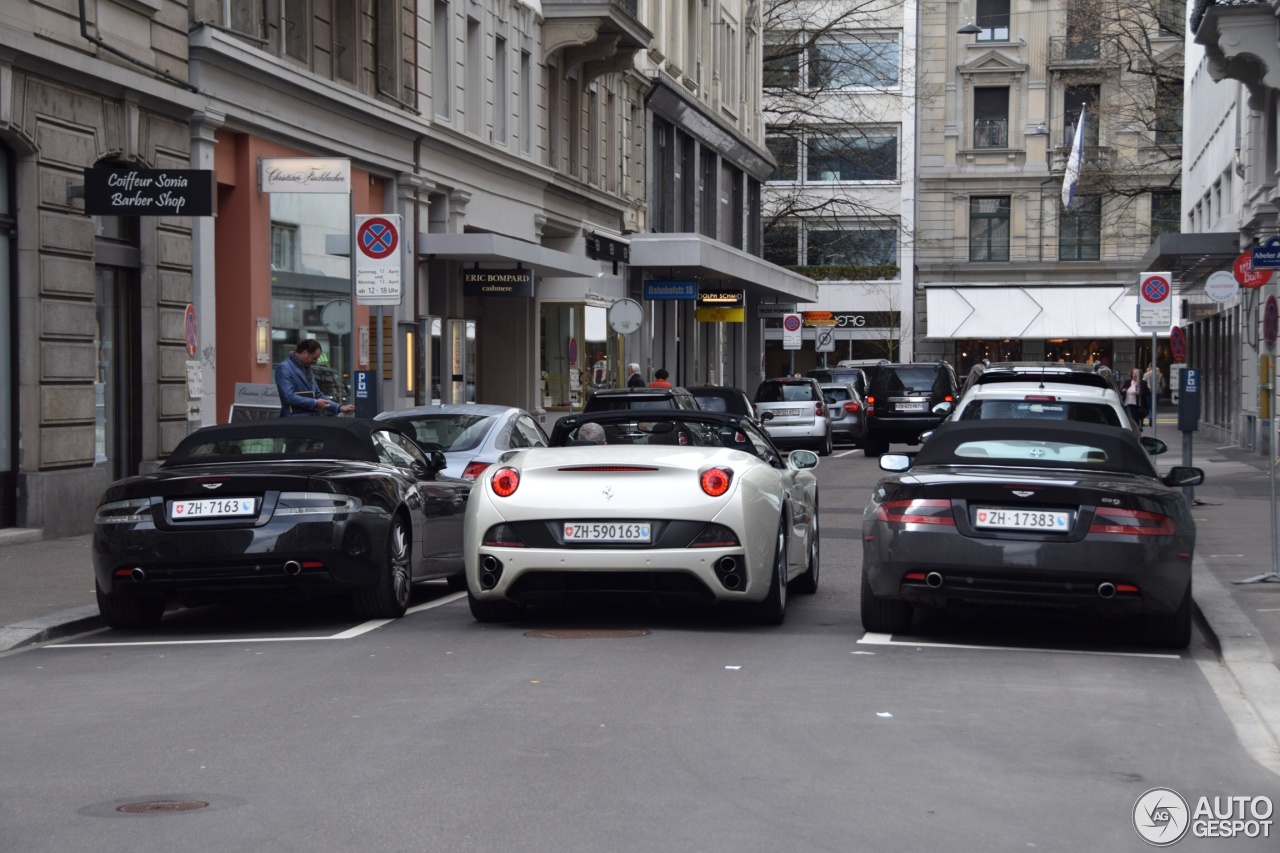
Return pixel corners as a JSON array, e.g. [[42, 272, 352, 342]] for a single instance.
[[957, 361, 1121, 401], [860, 419, 1203, 648], [807, 367, 868, 398], [943, 381, 1138, 435], [860, 361, 959, 457], [92, 419, 472, 629], [582, 386, 700, 413], [819, 382, 867, 446], [752, 376, 832, 456], [688, 385, 757, 421], [376, 403, 549, 481], [465, 410, 821, 624]]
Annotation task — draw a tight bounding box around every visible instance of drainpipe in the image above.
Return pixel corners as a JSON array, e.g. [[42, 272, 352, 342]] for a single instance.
[[79, 0, 198, 93]]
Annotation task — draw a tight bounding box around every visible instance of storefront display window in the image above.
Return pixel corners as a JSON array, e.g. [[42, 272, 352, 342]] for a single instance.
[[540, 304, 618, 410], [268, 193, 352, 400], [954, 339, 1022, 376], [1042, 339, 1112, 367]]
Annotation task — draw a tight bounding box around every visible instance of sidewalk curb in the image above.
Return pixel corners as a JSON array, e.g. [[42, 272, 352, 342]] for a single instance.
[[0, 605, 102, 654], [1192, 555, 1280, 751]]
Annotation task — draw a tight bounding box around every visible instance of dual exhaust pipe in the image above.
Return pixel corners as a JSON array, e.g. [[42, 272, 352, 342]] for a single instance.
[[480, 555, 503, 590], [913, 572, 1121, 599], [716, 556, 740, 590]]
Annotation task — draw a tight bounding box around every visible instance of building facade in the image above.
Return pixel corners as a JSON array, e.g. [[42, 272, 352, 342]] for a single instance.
[[761, 0, 919, 375], [916, 0, 1184, 381]]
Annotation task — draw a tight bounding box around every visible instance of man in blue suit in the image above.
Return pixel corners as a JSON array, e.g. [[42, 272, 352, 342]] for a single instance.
[[275, 339, 354, 417]]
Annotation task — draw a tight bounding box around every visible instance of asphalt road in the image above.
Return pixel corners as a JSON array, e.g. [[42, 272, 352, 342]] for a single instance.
[[0, 447, 1276, 853]]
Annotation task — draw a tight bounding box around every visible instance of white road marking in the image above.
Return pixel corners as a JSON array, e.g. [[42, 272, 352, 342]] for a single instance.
[[48, 592, 467, 648], [833, 448, 862, 458], [857, 631, 1180, 660]]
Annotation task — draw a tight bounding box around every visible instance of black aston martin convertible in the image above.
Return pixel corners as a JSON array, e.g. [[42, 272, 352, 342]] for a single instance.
[[92, 418, 470, 628]]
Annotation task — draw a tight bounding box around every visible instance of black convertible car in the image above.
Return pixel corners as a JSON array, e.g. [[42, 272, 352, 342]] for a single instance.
[[92, 419, 470, 628], [861, 419, 1204, 648]]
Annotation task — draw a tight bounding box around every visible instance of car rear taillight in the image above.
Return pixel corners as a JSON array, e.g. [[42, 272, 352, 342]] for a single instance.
[[1088, 508, 1175, 536], [690, 523, 740, 547], [865, 395, 876, 416], [700, 467, 734, 497], [815, 400, 825, 417], [490, 467, 520, 497], [876, 499, 956, 526], [844, 401, 861, 414], [462, 461, 491, 480]]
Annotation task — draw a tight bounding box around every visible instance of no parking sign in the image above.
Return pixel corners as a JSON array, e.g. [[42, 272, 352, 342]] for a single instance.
[[354, 214, 403, 306], [1138, 271, 1172, 329], [782, 313, 802, 350]]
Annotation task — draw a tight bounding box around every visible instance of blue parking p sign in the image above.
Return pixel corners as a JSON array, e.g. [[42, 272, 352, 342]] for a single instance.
[[354, 370, 379, 419]]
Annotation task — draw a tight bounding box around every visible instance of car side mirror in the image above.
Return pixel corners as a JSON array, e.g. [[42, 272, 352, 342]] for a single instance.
[[1140, 436, 1168, 456], [879, 453, 911, 472], [788, 449, 819, 470], [423, 449, 447, 474], [1164, 466, 1204, 487], [932, 401, 953, 415], [760, 410, 775, 422]]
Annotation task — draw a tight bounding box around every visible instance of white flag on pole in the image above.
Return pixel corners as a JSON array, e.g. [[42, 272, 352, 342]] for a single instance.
[[1061, 105, 1086, 208]]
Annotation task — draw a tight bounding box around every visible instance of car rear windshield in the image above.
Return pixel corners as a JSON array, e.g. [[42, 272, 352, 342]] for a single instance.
[[387, 414, 493, 451], [755, 382, 817, 403], [913, 422, 1156, 475], [958, 400, 1122, 428], [870, 366, 941, 395], [823, 387, 852, 402]]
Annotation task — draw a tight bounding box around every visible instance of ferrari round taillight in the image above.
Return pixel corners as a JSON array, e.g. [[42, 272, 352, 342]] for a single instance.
[[491, 467, 520, 497], [700, 467, 733, 497]]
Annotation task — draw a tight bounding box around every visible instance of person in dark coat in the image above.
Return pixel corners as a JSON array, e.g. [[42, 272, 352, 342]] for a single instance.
[[275, 339, 354, 417], [626, 363, 646, 388]]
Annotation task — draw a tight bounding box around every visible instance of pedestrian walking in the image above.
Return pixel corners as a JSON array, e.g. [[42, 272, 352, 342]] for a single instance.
[[626, 363, 646, 388], [275, 339, 354, 417], [650, 368, 672, 388], [1121, 368, 1151, 428]]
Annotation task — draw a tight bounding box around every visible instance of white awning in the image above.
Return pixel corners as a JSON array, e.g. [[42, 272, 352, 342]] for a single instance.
[[629, 233, 820, 304], [925, 285, 1154, 338]]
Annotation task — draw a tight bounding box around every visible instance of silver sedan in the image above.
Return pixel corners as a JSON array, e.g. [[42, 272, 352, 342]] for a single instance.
[[376, 404, 549, 480]]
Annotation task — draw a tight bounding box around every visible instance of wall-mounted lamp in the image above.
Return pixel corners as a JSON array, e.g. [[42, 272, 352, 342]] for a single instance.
[[256, 318, 271, 364], [399, 323, 417, 397], [957, 20, 982, 34]]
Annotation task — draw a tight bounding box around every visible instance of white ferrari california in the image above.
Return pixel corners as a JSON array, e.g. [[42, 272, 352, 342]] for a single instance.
[[462, 410, 821, 623]]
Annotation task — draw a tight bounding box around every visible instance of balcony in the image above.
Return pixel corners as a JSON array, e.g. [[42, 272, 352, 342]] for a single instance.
[[542, 0, 653, 63], [1050, 145, 1116, 174], [1047, 36, 1121, 68], [1191, 0, 1280, 109]]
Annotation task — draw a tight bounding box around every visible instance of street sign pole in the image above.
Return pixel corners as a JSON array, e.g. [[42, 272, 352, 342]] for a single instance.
[[1150, 331, 1158, 443]]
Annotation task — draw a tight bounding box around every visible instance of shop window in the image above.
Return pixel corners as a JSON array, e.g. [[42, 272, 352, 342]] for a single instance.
[[1063, 86, 1099, 147], [540, 304, 616, 410], [1042, 339, 1112, 367], [969, 196, 1010, 262], [808, 35, 900, 90], [807, 227, 897, 266], [973, 88, 1009, 149], [954, 339, 1023, 377], [1059, 196, 1101, 260]]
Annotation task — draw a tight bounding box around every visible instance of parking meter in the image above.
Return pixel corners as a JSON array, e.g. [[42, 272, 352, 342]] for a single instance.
[[1177, 368, 1199, 432], [354, 370, 380, 419]]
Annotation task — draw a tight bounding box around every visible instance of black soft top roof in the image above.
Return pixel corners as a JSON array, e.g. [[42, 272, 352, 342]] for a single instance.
[[165, 418, 405, 466], [912, 419, 1157, 476]]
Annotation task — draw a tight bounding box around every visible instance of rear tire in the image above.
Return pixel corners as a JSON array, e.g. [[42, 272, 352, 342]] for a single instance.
[[445, 573, 468, 592], [1142, 581, 1192, 649], [860, 569, 912, 634], [352, 517, 412, 620], [863, 435, 889, 458], [746, 519, 788, 625], [468, 591, 525, 622], [95, 581, 165, 630], [817, 431, 832, 456], [793, 503, 820, 595]]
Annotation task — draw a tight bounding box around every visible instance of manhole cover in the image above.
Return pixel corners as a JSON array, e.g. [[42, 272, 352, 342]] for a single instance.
[[524, 628, 650, 639], [116, 801, 210, 814]]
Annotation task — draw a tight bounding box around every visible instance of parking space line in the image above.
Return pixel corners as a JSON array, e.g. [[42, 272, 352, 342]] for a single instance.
[[857, 631, 1180, 659], [47, 592, 467, 648]]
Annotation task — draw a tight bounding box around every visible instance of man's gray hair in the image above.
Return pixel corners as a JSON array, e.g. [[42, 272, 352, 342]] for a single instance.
[[578, 422, 606, 444], [628, 363, 640, 372]]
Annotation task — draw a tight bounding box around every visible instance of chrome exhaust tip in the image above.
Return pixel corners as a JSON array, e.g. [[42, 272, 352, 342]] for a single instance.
[[722, 573, 741, 590], [482, 555, 500, 573], [1097, 582, 1116, 599], [480, 573, 497, 590], [925, 571, 944, 589], [284, 561, 302, 576], [129, 568, 146, 583], [718, 556, 737, 573]]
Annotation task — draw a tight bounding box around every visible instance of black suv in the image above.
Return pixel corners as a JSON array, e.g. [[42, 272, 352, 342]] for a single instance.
[[583, 387, 700, 413], [861, 361, 959, 457]]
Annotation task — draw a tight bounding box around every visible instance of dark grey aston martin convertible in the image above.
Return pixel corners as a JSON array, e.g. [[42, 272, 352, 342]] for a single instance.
[[861, 419, 1203, 648], [92, 419, 470, 629]]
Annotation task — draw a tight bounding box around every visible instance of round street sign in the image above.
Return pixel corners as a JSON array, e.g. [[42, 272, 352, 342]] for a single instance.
[[1234, 251, 1272, 288], [1141, 274, 1170, 304], [183, 304, 198, 356], [1169, 325, 1185, 362], [1266, 296, 1279, 349], [1204, 270, 1240, 303], [357, 217, 399, 259], [783, 314, 802, 332]]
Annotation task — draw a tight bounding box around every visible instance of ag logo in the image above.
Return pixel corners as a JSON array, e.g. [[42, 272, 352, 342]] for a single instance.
[[1133, 787, 1190, 845]]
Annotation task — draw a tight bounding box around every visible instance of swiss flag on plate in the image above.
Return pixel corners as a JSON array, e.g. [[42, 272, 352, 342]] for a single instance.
[[564, 525, 575, 537], [976, 511, 988, 523]]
